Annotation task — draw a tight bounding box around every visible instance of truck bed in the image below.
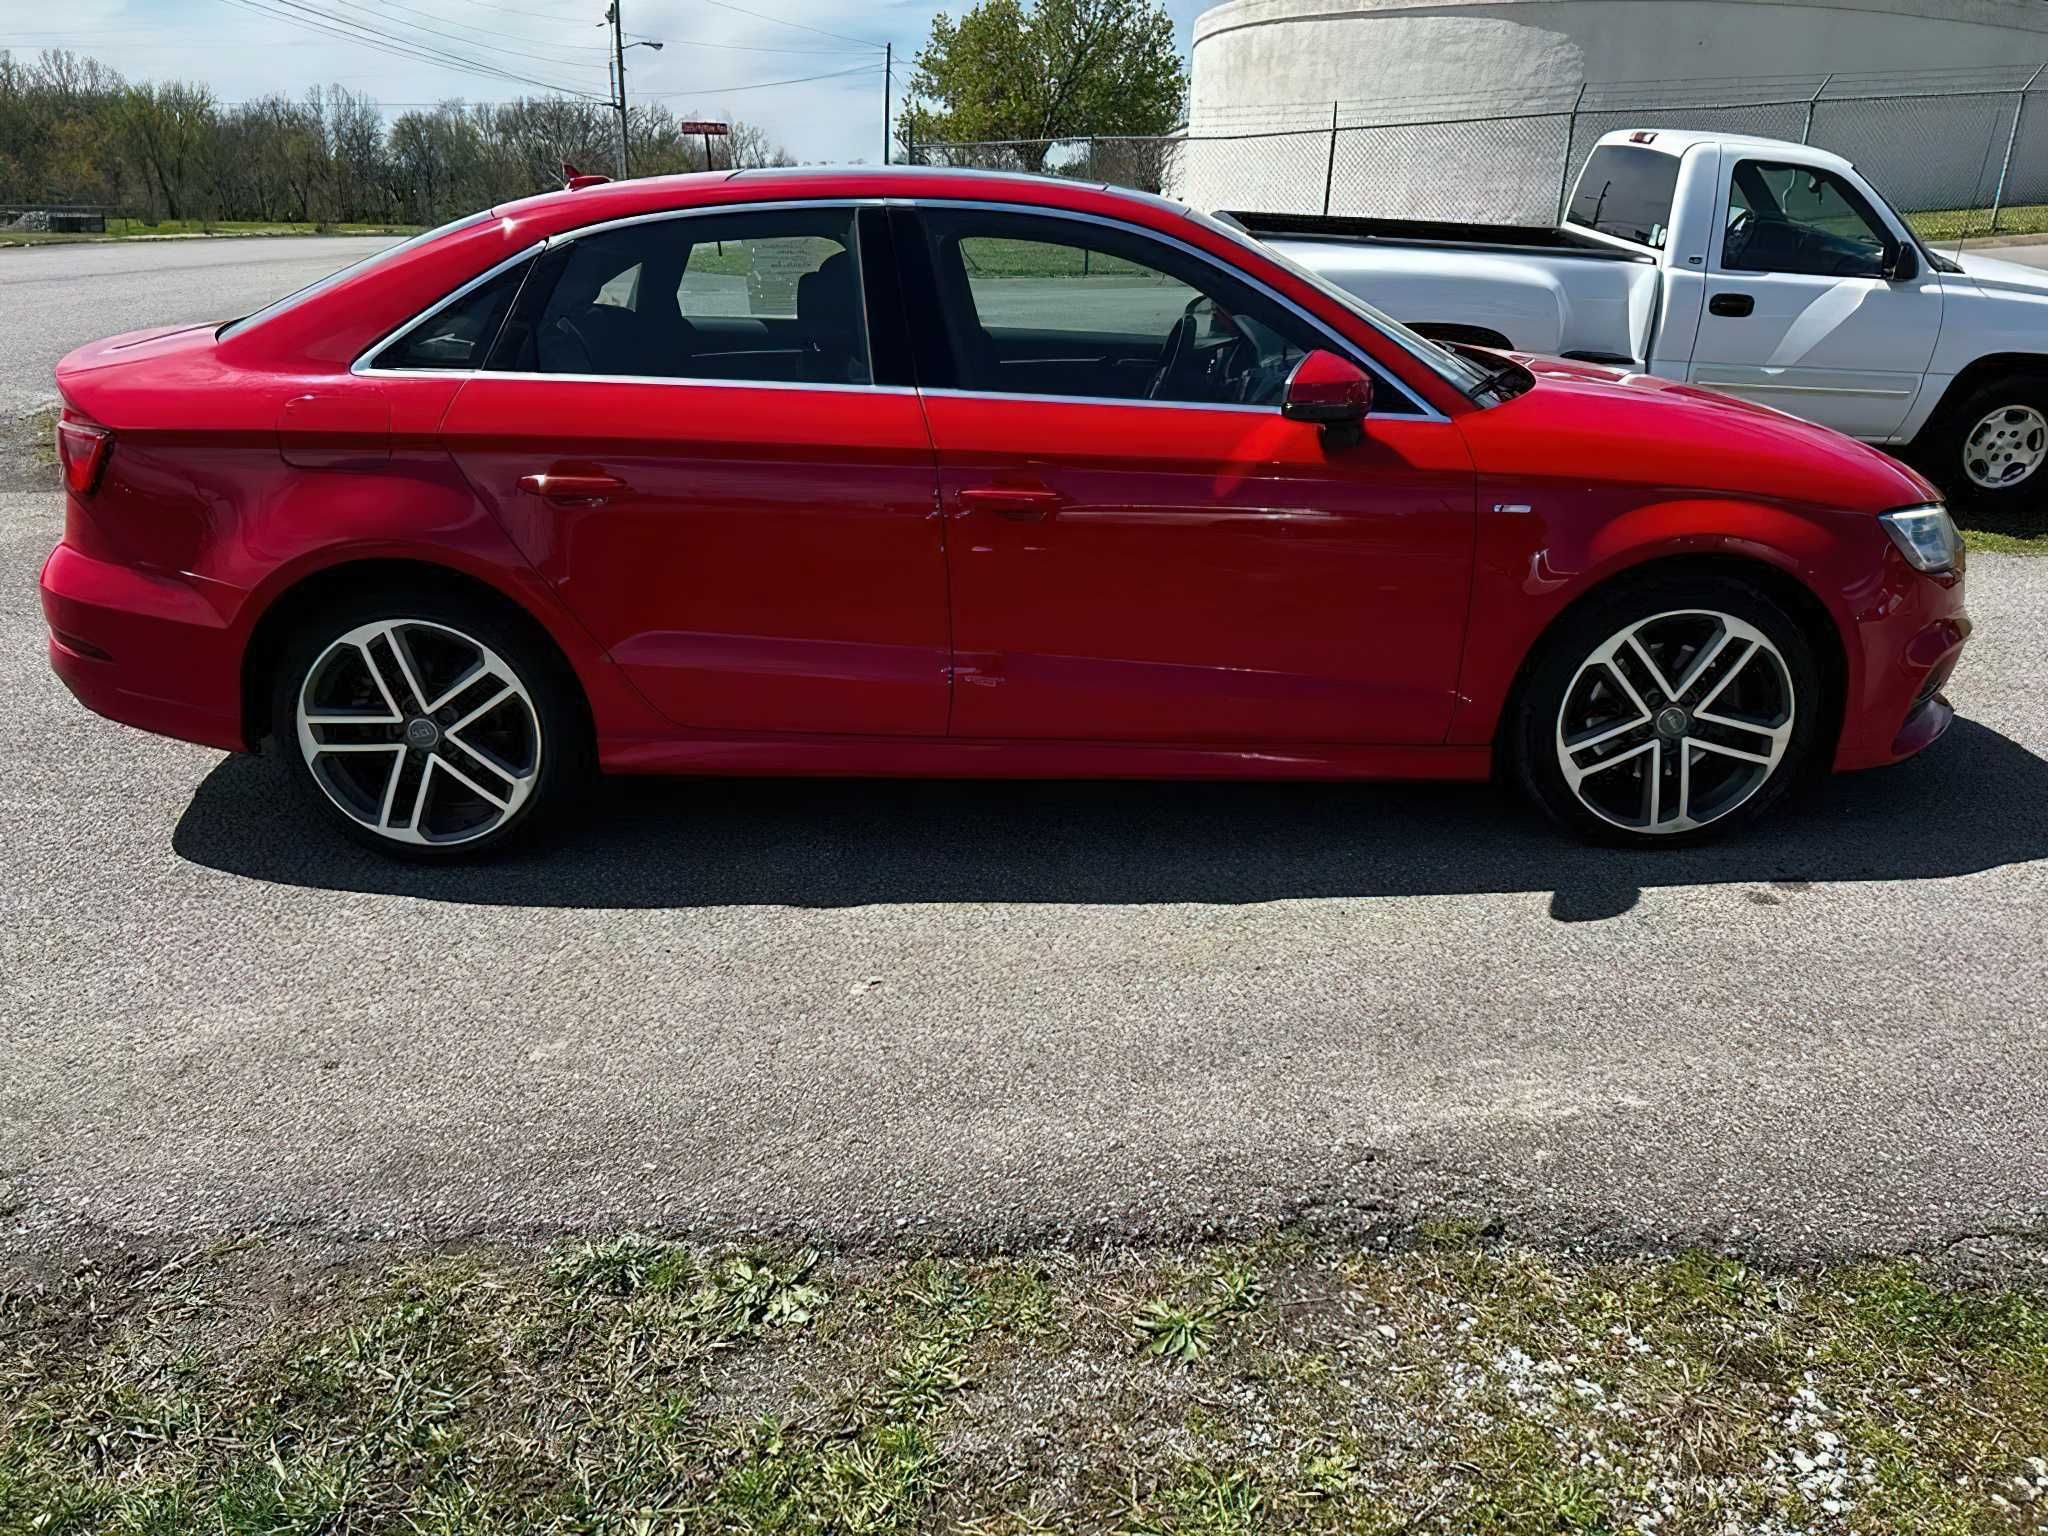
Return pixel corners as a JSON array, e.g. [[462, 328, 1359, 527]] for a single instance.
[[1222, 210, 1655, 265]]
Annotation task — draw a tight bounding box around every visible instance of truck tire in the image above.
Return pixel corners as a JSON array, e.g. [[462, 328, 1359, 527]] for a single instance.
[[1925, 372, 2048, 515]]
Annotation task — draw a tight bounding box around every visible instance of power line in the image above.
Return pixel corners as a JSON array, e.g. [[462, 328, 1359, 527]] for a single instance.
[[682, 0, 886, 51], [417, 0, 625, 24], [210, 0, 605, 97], [639, 60, 882, 98], [355, 0, 614, 53], [661, 34, 867, 57], [310, 0, 612, 68]]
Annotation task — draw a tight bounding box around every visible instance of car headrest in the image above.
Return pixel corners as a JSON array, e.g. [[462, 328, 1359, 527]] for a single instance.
[[796, 250, 859, 349]]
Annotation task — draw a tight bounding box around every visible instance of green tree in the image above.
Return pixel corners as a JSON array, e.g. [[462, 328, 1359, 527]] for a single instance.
[[898, 0, 1185, 171]]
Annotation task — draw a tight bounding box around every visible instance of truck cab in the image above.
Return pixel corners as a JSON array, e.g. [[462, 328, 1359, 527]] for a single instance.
[[1568, 131, 1942, 444], [1257, 129, 2048, 513]]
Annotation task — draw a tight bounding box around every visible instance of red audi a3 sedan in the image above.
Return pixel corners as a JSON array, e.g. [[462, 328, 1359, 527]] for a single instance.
[[42, 167, 1969, 858]]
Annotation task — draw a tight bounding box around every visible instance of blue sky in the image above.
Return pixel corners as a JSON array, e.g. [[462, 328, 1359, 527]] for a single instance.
[[0, 0, 1216, 162]]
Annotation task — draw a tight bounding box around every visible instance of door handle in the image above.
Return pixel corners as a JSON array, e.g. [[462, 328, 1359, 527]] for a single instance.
[[1709, 293, 1756, 318], [518, 470, 629, 502], [957, 487, 1064, 520]]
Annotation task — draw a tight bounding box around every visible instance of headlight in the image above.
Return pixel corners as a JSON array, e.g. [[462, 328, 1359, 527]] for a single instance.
[[1879, 504, 1963, 573]]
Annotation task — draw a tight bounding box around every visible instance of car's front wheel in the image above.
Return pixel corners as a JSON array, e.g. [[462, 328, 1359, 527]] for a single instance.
[[271, 588, 584, 858], [1513, 575, 1824, 846]]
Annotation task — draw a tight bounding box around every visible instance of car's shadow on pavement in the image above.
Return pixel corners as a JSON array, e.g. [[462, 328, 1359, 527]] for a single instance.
[[172, 718, 2048, 922]]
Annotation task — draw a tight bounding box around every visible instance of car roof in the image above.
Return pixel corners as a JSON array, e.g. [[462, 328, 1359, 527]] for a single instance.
[[489, 164, 1196, 243], [1594, 128, 1857, 178]]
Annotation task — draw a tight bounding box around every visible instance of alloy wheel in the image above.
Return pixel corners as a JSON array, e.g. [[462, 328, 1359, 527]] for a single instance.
[[1554, 610, 1796, 836], [295, 619, 542, 847], [1963, 404, 2048, 490]]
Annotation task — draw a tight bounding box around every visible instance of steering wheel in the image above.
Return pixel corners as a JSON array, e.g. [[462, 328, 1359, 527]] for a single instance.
[[1146, 296, 1256, 402]]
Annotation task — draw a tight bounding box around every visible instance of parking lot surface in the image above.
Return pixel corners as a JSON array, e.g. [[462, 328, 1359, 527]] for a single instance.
[[4, 237, 2045, 1265]]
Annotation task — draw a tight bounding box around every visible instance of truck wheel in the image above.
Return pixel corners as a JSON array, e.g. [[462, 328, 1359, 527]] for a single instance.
[[1929, 373, 2048, 512], [1512, 574, 1823, 847]]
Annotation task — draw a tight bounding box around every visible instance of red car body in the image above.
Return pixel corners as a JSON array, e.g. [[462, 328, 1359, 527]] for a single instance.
[[42, 168, 1966, 806]]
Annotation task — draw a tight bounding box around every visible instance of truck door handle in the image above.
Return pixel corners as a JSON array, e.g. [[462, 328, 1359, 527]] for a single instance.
[[518, 469, 629, 502], [957, 487, 1064, 520], [1709, 293, 1756, 318]]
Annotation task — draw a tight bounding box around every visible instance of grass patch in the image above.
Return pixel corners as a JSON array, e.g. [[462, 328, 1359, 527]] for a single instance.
[[2, 218, 422, 246], [3, 1237, 2045, 1532], [1908, 203, 2048, 244], [1956, 504, 2048, 555]]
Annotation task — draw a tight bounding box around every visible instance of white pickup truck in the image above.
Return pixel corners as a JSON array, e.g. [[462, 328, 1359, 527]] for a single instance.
[[1233, 129, 2048, 513]]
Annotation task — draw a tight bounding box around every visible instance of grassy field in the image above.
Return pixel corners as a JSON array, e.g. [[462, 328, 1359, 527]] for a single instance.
[[2, 1232, 2044, 1534], [1907, 204, 2048, 244], [1, 218, 422, 247]]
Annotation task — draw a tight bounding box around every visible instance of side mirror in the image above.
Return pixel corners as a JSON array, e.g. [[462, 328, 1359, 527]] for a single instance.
[[1283, 350, 1373, 444], [1882, 242, 1918, 282]]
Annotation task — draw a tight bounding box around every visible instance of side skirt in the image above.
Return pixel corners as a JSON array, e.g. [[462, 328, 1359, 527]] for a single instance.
[[598, 735, 1494, 782]]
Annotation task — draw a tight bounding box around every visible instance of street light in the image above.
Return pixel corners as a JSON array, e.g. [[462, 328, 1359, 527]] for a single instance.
[[603, 2, 664, 178]]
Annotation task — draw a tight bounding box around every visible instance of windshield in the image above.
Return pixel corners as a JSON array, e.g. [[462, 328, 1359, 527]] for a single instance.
[[1186, 207, 1496, 397], [218, 211, 497, 340]]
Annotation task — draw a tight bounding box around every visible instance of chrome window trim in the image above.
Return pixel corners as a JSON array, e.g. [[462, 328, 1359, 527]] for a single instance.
[[353, 198, 883, 381], [917, 388, 1283, 416], [897, 198, 1445, 421], [353, 241, 548, 376], [432, 369, 919, 398], [351, 193, 1446, 420]]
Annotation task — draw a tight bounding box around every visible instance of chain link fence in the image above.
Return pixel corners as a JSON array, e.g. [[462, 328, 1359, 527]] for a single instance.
[[908, 64, 2048, 242]]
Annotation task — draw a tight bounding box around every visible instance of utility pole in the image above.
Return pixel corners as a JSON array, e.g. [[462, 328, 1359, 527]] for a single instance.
[[882, 42, 892, 165], [608, 0, 628, 177]]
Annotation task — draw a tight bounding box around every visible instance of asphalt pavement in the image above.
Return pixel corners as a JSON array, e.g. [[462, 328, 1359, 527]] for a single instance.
[[4, 236, 2046, 1268]]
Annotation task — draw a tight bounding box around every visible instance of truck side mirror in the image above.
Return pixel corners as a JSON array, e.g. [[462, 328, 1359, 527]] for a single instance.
[[1883, 242, 1919, 283]]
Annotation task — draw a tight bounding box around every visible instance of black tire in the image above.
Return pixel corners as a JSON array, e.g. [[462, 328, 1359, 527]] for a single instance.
[[268, 582, 589, 860], [1922, 371, 2048, 514], [1511, 572, 1825, 848]]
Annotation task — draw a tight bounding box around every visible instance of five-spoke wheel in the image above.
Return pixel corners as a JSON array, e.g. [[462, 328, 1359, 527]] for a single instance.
[[1516, 576, 1819, 846], [1555, 611, 1795, 836], [273, 590, 580, 858], [296, 619, 542, 846]]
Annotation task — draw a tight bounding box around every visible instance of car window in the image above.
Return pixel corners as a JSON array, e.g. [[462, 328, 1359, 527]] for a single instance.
[[916, 208, 1322, 409], [1566, 146, 1680, 250], [499, 206, 871, 385], [369, 257, 532, 371], [1724, 160, 1892, 278]]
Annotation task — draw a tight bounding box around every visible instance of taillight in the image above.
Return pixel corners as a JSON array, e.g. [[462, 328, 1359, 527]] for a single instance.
[[56, 416, 113, 498]]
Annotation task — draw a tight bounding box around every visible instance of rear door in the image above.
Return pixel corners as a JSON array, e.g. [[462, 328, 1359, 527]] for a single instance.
[[895, 203, 1477, 747], [421, 203, 950, 737], [1690, 157, 1941, 440]]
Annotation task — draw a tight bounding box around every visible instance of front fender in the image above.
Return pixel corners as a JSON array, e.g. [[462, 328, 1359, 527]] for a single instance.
[[1445, 494, 1857, 749]]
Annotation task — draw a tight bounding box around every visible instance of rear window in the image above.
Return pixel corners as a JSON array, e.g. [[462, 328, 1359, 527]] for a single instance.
[[1566, 146, 1681, 250]]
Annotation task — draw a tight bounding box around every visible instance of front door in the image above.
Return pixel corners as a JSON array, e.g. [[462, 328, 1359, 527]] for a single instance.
[[897, 205, 1477, 746], [1691, 157, 1941, 441], [439, 203, 951, 737]]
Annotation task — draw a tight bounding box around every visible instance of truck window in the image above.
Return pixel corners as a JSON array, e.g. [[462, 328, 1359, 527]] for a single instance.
[[1724, 160, 1892, 280], [1566, 146, 1680, 250]]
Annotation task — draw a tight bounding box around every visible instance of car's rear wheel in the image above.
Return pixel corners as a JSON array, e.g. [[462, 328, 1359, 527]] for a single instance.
[[271, 589, 584, 858], [1513, 575, 1823, 846], [1926, 372, 2048, 514]]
